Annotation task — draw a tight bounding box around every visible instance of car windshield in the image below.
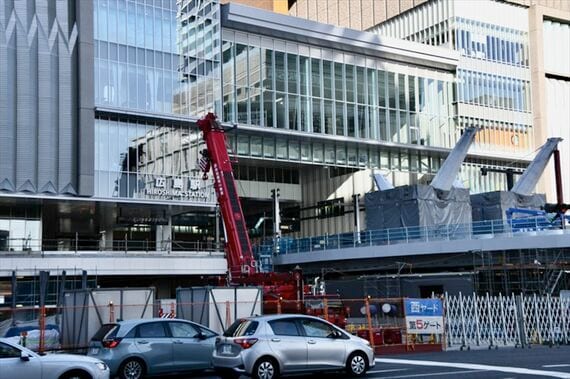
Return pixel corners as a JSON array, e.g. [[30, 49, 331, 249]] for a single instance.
[[223, 320, 258, 337], [91, 324, 119, 341]]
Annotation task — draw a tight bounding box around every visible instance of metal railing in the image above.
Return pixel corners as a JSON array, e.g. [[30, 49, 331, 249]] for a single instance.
[[1, 216, 568, 256], [253, 216, 570, 256], [0, 237, 222, 255]]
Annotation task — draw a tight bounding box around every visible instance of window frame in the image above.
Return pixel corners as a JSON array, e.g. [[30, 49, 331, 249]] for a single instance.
[[168, 321, 199, 339], [268, 318, 303, 337], [0, 342, 22, 359], [136, 321, 168, 338], [298, 318, 336, 339]]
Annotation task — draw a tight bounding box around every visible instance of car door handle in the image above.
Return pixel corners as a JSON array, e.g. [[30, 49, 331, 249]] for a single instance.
[[307, 340, 316, 344], [271, 338, 281, 342], [137, 340, 149, 344], [173, 340, 183, 344]]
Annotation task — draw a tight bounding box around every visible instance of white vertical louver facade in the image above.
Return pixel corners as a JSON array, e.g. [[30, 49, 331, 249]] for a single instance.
[[369, 0, 533, 194], [369, 0, 453, 48], [545, 78, 570, 203], [543, 18, 570, 203]]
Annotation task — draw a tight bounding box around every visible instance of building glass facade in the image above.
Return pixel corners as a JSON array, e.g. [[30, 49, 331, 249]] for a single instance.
[[93, 0, 220, 204], [221, 30, 457, 149], [94, 0, 222, 117], [94, 0, 181, 114], [94, 118, 215, 203]]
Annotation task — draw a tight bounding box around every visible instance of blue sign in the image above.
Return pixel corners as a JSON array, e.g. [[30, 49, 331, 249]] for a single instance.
[[404, 298, 443, 317]]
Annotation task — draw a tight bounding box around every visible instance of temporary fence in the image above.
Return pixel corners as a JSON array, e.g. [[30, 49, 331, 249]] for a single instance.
[[443, 292, 570, 349], [1, 293, 568, 354]]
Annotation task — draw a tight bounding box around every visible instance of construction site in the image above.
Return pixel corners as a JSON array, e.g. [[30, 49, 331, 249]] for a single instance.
[[1, 115, 569, 356]]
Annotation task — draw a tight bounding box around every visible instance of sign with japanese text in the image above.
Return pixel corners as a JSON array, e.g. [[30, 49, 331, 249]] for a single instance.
[[404, 298, 444, 335], [139, 174, 216, 204]]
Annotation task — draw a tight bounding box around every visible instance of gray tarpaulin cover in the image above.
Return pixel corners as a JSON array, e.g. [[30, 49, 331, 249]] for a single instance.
[[365, 184, 472, 230], [471, 191, 546, 221]]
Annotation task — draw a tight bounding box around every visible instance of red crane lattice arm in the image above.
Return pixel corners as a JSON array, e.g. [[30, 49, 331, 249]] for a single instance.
[[197, 113, 257, 280]]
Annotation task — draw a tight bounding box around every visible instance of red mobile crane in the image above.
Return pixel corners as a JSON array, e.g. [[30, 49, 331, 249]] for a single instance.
[[197, 113, 348, 325], [197, 113, 303, 312]]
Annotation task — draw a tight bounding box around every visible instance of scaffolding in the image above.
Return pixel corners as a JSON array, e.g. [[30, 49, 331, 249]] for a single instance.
[[473, 248, 570, 296]]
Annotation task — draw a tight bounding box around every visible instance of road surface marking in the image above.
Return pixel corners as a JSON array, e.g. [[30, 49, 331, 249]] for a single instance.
[[375, 358, 570, 378], [544, 365, 570, 368], [379, 369, 484, 378], [368, 368, 409, 374]]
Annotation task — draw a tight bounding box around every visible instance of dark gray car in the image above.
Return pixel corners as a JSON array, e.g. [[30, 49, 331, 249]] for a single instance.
[[88, 318, 218, 379]]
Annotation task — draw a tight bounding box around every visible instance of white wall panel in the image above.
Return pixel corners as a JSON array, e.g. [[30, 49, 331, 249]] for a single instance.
[[545, 78, 570, 202], [543, 20, 570, 75], [455, 0, 528, 31]]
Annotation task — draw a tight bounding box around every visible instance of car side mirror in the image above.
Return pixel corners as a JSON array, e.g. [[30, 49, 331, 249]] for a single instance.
[[20, 351, 30, 362], [330, 330, 343, 339], [195, 332, 207, 340]]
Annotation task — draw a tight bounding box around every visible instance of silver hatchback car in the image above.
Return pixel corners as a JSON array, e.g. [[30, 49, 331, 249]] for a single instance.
[[88, 318, 217, 379], [212, 314, 375, 379]]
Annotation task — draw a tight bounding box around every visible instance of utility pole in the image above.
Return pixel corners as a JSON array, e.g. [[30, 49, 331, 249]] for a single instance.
[[353, 194, 361, 244], [271, 188, 281, 254]]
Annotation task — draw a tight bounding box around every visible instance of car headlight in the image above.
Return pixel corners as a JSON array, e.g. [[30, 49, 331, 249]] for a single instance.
[[95, 362, 108, 371]]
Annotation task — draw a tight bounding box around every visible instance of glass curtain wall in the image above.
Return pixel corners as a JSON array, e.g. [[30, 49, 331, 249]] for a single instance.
[[94, 0, 222, 116], [94, 0, 180, 114], [95, 118, 216, 204], [221, 31, 456, 149], [177, 0, 222, 116]]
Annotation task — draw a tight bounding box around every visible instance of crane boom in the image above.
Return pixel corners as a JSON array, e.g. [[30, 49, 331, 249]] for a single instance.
[[196, 113, 349, 326], [197, 113, 256, 280]]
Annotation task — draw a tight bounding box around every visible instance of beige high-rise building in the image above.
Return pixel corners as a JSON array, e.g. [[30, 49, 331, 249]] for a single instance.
[[221, 0, 290, 14], [289, 0, 569, 30], [290, 0, 428, 30]]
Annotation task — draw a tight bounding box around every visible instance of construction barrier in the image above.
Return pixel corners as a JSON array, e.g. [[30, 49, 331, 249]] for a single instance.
[[444, 293, 570, 349], [1, 293, 569, 353]]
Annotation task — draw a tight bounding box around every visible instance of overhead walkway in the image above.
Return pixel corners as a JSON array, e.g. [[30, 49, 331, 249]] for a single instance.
[[270, 217, 570, 267]]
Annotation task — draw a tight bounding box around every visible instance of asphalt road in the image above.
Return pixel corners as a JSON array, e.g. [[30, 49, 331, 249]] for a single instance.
[[140, 345, 570, 379]]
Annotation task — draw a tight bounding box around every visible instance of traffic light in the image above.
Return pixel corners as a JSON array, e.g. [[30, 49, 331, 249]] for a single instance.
[[270, 188, 280, 199], [280, 206, 301, 232]]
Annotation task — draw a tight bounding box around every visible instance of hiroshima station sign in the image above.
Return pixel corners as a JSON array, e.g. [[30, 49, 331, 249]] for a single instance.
[[141, 174, 216, 203]]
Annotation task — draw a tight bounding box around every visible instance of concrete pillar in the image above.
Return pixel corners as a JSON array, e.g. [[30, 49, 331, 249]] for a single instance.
[[156, 217, 172, 251], [99, 230, 113, 251]]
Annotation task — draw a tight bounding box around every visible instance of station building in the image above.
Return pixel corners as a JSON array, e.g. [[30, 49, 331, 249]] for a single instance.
[[0, 0, 568, 303]]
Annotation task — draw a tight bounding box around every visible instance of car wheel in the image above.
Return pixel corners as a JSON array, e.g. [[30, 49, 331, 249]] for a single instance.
[[59, 370, 91, 379], [346, 351, 368, 377], [119, 358, 146, 379], [253, 357, 279, 379]]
